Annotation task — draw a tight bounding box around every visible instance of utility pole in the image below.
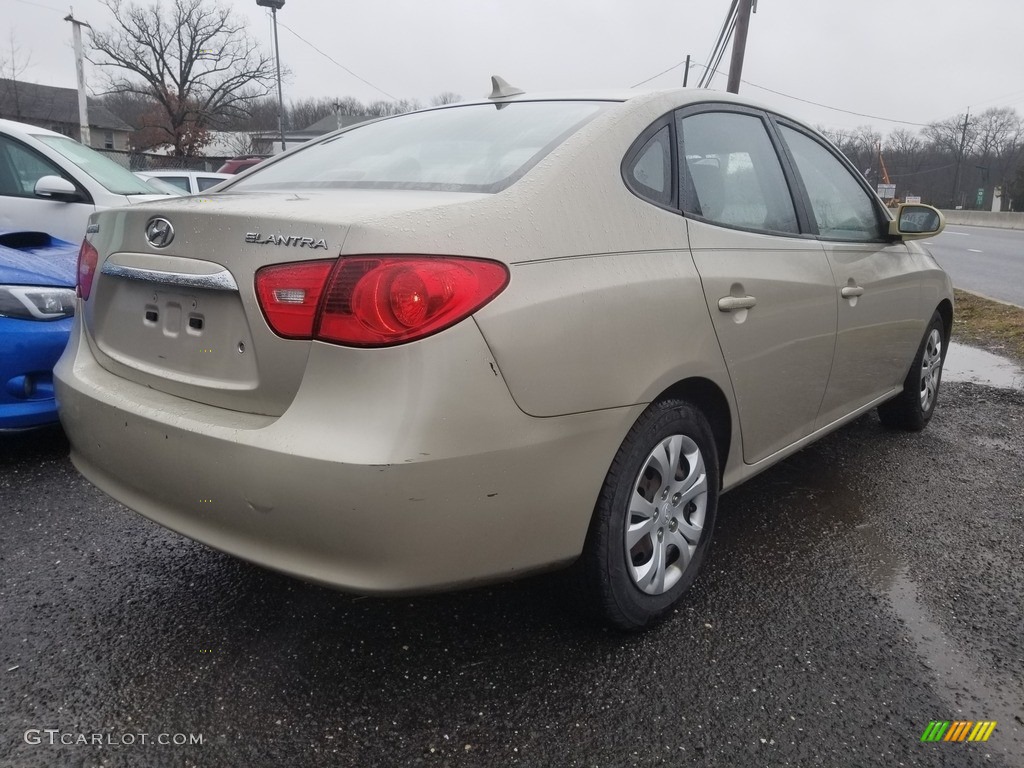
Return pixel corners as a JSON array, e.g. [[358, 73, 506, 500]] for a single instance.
[[950, 109, 970, 209], [726, 0, 754, 94], [256, 0, 286, 152], [64, 8, 91, 146], [683, 54, 691, 87]]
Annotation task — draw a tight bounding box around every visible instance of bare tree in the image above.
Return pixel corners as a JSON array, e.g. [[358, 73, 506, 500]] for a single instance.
[[0, 28, 34, 117], [430, 91, 461, 106], [364, 99, 420, 118], [288, 97, 347, 130], [923, 113, 976, 157], [88, 0, 278, 156], [220, 130, 256, 157]]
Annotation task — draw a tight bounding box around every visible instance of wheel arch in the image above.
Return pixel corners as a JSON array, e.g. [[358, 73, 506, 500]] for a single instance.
[[936, 298, 953, 343], [652, 377, 732, 486]]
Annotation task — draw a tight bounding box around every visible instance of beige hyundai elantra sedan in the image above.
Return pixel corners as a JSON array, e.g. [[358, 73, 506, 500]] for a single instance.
[[55, 80, 952, 629]]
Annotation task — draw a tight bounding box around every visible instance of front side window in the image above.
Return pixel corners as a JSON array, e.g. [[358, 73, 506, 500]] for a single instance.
[[0, 136, 67, 197], [678, 111, 799, 234], [779, 125, 884, 241], [197, 176, 224, 192], [230, 101, 608, 193]]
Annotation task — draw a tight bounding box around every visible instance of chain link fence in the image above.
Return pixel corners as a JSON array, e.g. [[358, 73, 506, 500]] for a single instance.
[[96, 149, 229, 173]]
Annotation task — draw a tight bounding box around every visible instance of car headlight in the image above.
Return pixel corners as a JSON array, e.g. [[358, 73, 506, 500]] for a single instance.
[[0, 285, 77, 320]]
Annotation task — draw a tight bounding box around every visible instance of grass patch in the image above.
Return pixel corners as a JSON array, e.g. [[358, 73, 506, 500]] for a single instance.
[[952, 289, 1024, 363]]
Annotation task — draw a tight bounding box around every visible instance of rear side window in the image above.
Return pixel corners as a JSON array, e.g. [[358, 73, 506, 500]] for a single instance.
[[158, 176, 190, 192], [230, 101, 607, 193], [625, 125, 672, 206], [197, 176, 224, 191], [778, 125, 885, 241], [678, 111, 799, 235]]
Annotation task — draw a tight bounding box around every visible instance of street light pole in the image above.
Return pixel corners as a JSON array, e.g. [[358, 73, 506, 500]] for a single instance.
[[256, 0, 286, 152]]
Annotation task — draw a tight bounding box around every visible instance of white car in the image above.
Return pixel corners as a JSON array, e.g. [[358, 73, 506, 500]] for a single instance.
[[0, 118, 169, 244], [135, 170, 232, 195]]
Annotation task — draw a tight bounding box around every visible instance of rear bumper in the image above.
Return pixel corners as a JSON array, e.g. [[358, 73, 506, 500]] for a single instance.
[[55, 317, 641, 592], [0, 316, 72, 430]]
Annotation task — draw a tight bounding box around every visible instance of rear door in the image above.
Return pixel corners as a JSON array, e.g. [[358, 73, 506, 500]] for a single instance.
[[678, 108, 837, 464], [774, 123, 923, 427]]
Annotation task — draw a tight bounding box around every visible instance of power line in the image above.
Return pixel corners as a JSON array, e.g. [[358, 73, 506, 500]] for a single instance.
[[631, 61, 712, 89], [700, 0, 738, 88], [273, 17, 398, 101], [631, 60, 689, 88], [10, 0, 63, 12], [739, 79, 930, 126]]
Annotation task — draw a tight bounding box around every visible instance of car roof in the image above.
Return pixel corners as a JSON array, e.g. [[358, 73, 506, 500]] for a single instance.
[[0, 117, 68, 140], [440, 87, 775, 114]]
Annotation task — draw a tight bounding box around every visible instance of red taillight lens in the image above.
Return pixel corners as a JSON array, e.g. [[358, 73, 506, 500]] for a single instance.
[[255, 256, 509, 347], [254, 260, 334, 337], [76, 239, 99, 300]]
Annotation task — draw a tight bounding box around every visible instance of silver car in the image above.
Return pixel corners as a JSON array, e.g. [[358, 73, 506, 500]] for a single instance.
[[55, 82, 951, 629]]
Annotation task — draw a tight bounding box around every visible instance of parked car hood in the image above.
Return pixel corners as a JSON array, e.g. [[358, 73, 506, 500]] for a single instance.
[[0, 232, 78, 287]]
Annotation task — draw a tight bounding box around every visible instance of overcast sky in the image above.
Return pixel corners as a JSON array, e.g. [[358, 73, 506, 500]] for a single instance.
[[5, 0, 1023, 134]]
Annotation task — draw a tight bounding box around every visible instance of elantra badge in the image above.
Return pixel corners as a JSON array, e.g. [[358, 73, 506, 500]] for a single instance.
[[145, 217, 175, 248], [245, 233, 328, 249]]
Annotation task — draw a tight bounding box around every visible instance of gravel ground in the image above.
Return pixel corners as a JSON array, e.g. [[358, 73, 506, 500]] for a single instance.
[[1, 380, 1022, 768]]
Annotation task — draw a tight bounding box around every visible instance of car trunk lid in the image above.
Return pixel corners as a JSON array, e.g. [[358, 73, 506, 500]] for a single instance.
[[81, 189, 485, 415]]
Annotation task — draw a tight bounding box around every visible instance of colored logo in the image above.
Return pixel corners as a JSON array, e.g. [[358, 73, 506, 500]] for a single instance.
[[920, 721, 997, 742]]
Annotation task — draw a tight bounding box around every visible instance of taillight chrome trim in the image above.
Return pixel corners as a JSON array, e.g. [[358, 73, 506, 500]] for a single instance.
[[100, 263, 239, 292]]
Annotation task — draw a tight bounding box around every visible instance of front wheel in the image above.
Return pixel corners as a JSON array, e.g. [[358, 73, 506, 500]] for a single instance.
[[577, 399, 720, 630], [878, 310, 946, 431]]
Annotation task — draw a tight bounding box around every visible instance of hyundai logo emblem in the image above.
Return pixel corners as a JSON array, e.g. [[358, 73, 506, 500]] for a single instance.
[[145, 217, 175, 248]]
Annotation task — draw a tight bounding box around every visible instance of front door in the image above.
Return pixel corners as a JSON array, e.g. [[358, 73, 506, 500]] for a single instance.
[[775, 124, 924, 427]]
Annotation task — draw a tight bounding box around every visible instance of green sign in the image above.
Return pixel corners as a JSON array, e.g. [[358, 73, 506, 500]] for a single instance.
[[977, 188, 985, 207]]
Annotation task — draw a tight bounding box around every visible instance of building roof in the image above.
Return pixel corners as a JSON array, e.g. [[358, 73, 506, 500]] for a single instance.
[[301, 113, 372, 134], [0, 78, 132, 132]]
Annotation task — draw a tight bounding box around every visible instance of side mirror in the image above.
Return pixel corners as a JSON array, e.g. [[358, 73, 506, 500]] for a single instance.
[[34, 175, 83, 202], [889, 204, 945, 240]]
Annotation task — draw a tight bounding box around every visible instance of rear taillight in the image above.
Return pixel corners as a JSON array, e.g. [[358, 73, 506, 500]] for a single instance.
[[255, 256, 509, 347], [254, 260, 334, 338], [76, 239, 99, 300]]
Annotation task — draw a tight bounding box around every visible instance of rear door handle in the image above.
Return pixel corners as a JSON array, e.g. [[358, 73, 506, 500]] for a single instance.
[[841, 286, 865, 298], [718, 295, 757, 312]]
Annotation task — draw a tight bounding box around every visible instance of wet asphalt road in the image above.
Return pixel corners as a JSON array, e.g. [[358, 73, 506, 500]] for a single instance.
[[927, 226, 1024, 307], [2, 381, 1023, 768]]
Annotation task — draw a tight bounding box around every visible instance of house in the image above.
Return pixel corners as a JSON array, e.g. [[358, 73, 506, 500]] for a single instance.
[[0, 78, 132, 151], [250, 113, 372, 155]]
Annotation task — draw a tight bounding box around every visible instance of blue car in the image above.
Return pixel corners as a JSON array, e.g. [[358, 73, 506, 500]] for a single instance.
[[0, 231, 78, 430]]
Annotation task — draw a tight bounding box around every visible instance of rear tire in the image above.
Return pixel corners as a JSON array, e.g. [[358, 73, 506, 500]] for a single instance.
[[577, 399, 719, 631], [878, 311, 945, 431]]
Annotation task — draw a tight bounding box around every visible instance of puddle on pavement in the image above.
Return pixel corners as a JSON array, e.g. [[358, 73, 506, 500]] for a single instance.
[[856, 522, 1024, 734], [762, 461, 1023, 751], [944, 342, 1024, 389]]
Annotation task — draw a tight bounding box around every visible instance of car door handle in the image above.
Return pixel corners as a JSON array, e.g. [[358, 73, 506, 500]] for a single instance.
[[717, 295, 757, 312], [841, 286, 865, 298]]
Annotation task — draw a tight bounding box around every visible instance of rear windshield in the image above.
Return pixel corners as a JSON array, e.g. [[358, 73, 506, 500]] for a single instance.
[[228, 101, 608, 194], [35, 135, 156, 196]]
